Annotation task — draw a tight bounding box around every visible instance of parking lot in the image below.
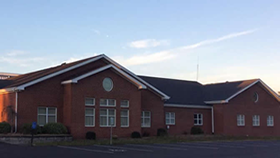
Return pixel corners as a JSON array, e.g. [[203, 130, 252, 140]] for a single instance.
[[1, 140, 280, 158]]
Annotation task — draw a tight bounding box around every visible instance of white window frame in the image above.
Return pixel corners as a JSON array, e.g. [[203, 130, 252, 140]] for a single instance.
[[100, 99, 116, 107], [165, 112, 175, 125], [85, 108, 95, 127], [37, 107, 57, 126], [85, 98, 95, 106], [237, 114, 245, 126], [267, 115, 274, 127], [121, 109, 129, 127], [99, 109, 116, 127], [141, 111, 151, 128], [120, 100, 129, 108], [194, 113, 203, 126], [252, 115, 260, 126]]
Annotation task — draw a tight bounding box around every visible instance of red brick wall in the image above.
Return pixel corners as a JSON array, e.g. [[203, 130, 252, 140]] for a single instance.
[[164, 107, 212, 135], [17, 59, 107, 130], [69, 69, 142, 139], [141, 90, 165, 136], [214, 82, 280, 136], [0, 92, 16, 123]]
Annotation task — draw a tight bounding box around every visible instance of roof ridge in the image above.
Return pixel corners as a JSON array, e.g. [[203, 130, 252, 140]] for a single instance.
[[203, 78, 259, 86], [138, 75, 201, 84]]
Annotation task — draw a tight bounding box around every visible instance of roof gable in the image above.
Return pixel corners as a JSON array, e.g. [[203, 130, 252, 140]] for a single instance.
[[61, 64, 147, 89]]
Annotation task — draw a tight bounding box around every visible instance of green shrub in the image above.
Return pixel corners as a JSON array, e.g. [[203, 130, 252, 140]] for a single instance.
[[0, 122, 11, 133], [191, 126, 204, 135], [131, 131, 141, 138], [142, 132, 150, 137], [157, 128, 168, 137], [20, 123, 42, 134], [42, 123, 67, 134], [86, 131, 96, 140]]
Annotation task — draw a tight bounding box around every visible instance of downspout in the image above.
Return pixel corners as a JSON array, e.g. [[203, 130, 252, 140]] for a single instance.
[[14, 91, 18, 133], [211, 106, 214, 134]]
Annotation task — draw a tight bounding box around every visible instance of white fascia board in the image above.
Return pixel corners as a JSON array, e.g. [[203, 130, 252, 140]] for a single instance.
[[102, 54, 170, 100], [61, 64, 147, 89], [225, 79, 260, 102], [204, 100, 228, 104], [17, 55, 104, 90], [259, 80, 280, 102], [0, 87, 22, 94], [164, 104, 212, 109]]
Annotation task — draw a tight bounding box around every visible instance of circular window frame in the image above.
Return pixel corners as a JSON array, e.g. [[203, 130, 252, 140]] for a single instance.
[[102, 77, 113, 92], [253, 92, 259, 103]]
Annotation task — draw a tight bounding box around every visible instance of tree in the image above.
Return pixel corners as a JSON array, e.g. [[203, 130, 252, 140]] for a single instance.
[[1, 105, 17, 133]]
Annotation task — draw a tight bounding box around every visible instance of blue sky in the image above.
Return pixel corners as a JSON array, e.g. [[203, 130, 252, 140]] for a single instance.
[[0, 0, 279, 92]]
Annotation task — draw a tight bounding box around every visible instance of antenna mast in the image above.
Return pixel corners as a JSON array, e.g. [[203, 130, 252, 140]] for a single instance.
[[196, 56, 199, 81]]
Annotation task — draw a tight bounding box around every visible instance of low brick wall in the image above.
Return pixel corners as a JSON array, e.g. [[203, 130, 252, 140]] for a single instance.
[[0, 134, 72, 145]]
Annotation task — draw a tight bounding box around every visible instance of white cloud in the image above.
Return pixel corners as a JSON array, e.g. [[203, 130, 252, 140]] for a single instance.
[[113, 51, 175, 66], [180, 29, 258, 51], [119, 29, 257, 67], [6, 50, 27, 56], [92, 29, 100, 35], [0, 50, 44, 67], [129, 39, 169, 48]]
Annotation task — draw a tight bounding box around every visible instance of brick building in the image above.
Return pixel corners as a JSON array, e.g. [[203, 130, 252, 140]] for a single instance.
[[0, 54, 279, 138]]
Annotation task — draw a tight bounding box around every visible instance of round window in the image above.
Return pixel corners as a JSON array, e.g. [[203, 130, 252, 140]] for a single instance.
[[103, 78, 113, 92], [253, 92, 259, 103]]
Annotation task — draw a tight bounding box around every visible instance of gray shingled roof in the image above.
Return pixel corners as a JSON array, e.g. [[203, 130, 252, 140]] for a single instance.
[[139, 76, 258, 105]]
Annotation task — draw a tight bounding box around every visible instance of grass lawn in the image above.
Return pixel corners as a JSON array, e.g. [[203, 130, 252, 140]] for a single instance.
[[36, 135, 280, 146]]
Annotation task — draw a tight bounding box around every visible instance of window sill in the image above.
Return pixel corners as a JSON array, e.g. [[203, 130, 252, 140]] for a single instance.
[[141, 126, 151, 128], [100, 126, 116, 128], [121, 126, 129, 128], [85, 104, 95, 106], [100, 105, 116, 107], [166, 124, 175, 126], [194, 124, 203, 126], [85, 125, 95, 127], [120, 106, 129, 108]]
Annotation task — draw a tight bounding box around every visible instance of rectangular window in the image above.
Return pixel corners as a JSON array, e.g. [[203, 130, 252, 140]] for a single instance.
[[85, 98, 95, 106], [100, 109, 116, 127], [85, 108, 95, 127], [165, 112, 175, 125], [252, 115, 260, 126], [267, 115, 274, 127], [121, 109, 129, 127], [141, 111, 151, 127], [194, 113, 203, 125], [37, 107, 57, 126], [100, 99, 116, 107], [237, 114, 245, 126], [120, 100, 129, 108]]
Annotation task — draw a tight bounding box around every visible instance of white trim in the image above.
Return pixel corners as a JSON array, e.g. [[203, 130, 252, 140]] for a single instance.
[[37, 107, 57, 126], [17, 55, 104, 90], [99, 108, 116, 127], [0, 54, 169, 100], [225, 80, 260, 102], [85, 98, 95, 106], [102, 54, 170, 100], [120, 100, 129, 108], [61, 64, 147, 89], [100, 99, 116, 107], [204, 79, 280, 104], [165, 112, 175, 125], [0, 87, 18, 94], [164, 104, 212, 109], [120, 109, 129, 127], [141, 111, 151, 128], [194, 113, 203, 126], [204, 100, 227, 104], [85, 108, 95, 127]]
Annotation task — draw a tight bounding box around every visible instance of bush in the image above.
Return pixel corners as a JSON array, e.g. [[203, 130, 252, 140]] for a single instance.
[[86, 131, 96, 140], [191, 126, 204, 135], [42, 123, 67, 134], [20, 123, 42, 134], [0, 122, 11, 133], [142, 132, 150, 137], [131, 131, 141, 138], [112, 135, 118, 140], [157, 128, 168, 137]]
